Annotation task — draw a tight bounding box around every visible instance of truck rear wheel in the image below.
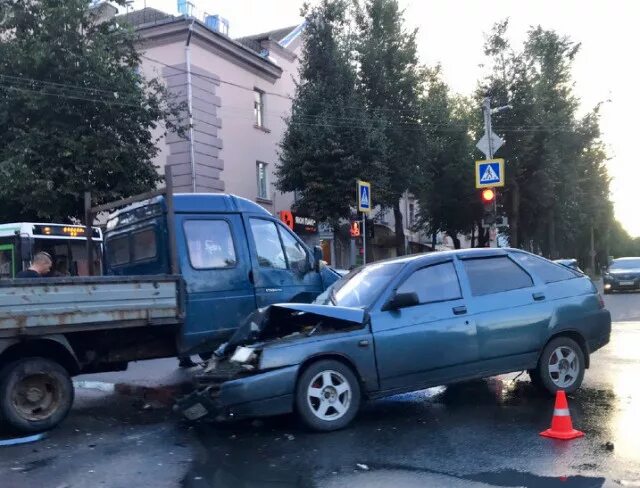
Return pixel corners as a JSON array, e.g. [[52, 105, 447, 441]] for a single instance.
[[0, 357, 74, 433]]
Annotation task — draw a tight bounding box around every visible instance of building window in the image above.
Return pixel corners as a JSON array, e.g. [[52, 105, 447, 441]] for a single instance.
[[254, 89, 264, 127], [256, 161, 269, 200]]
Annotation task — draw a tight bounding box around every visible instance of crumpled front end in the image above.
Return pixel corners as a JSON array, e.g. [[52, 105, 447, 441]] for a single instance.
[[175, 303, 366, 422]]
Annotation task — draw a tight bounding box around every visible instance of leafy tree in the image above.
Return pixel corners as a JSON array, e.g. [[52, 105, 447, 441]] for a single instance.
[[276, 0, 387, 227], [355, 0, 425, 255], [412, 69, 480, 249], [0, 0, 185, 222], [480, 21, 612, 266]]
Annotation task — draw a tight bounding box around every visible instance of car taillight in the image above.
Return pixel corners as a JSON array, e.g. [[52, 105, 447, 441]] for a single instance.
[[597, 293, 605, 309]]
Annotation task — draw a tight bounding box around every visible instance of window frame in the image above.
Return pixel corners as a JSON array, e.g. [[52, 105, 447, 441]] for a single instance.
[[256, 161, 269, 200], [461, 255, 535, 297], [511, 251, 581, 283], [249, 217, 289, 270], [275, 221, 310, 271], [253, 88, 264, 128], [106, 233, 131, 267], [182, 219, 238, 270], [130, 226, 158, 264], [395, 260, 463, 306]]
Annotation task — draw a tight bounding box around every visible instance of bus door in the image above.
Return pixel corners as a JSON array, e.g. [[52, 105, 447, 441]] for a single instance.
[[0, 243, 16, 279]]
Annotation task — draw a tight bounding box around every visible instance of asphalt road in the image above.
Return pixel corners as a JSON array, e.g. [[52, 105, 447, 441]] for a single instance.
[[2, 285, 640, 488]]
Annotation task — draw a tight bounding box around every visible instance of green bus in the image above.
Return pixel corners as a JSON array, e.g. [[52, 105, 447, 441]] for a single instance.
[[0, 223, 103, 279]]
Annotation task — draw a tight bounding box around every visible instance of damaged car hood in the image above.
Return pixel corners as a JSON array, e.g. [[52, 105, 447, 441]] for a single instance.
[[215, 303, 367, 358]]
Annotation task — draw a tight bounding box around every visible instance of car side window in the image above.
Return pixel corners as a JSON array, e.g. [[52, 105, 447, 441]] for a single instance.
[[249, 219, 287, 269], [278, 224, 308, 272], [184, 220, 237, 269], [107, 234, 130, 266], [511, 252, 579, 283], [463, 256, 533, 296], [397, 262, 462, 304]]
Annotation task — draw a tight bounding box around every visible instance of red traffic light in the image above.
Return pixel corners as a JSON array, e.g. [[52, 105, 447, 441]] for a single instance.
[[481, 188, 496, 203]]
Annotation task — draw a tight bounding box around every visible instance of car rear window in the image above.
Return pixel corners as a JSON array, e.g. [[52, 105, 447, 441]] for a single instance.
[[512, 252, 579, 283], [463, 256, 533, 296]]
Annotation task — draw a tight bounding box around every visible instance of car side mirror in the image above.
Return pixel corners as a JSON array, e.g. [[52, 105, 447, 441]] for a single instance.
[[383, 292, 420, 311], [313, 246, 323, 272]]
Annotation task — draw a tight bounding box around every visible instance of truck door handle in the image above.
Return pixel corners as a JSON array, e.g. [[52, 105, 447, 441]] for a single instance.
[[532, 292, 545, 301], [452, 306, 467, 315], [248, 270, 254, 285]]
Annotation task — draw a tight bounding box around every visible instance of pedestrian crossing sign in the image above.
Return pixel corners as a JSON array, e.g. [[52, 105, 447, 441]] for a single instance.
[[475, 159, 505, 188], [357, 180, 372, 213]]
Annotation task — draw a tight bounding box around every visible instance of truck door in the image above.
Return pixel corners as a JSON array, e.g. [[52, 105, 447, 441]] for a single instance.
[[244, 216, 324, 307], [177, 214, 257, 350]]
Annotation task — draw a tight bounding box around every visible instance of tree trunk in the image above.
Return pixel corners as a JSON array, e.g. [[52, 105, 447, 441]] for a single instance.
[[470, 226, 476, 248], [393, 200, 405, 256], [510, 180, 520, 248], [432, 230, 437, 250], [450, 232, 461, 249]]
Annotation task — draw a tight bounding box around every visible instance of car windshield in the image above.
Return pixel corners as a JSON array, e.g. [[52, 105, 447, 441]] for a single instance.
[[314, 262, 403, 309], [610, 259, 640, 270]]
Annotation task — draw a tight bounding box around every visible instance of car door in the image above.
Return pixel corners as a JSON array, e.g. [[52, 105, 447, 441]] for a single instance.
[[458, 255, 552, 369], [371, 260, 479, 392], [177, 214, 257, 351], [244, 216, 323, 307]]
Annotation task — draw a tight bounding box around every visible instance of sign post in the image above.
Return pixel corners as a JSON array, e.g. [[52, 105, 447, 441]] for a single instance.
[[357, 180, 371, 265]]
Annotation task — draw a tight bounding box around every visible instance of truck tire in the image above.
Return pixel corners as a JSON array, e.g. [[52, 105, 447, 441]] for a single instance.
[[535, 337, 585, 395], [295, 359, 360, 432], [0, 357, 74, 433]]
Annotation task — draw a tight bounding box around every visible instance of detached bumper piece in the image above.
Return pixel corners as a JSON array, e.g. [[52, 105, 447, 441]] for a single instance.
[[174, 364, 299, 422]]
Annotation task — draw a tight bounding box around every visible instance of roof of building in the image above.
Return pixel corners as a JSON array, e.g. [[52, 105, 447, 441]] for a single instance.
[[116, 7, 176, 28], [236, 25, 298, 53]]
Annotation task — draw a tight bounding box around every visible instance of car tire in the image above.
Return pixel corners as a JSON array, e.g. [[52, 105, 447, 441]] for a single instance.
[[535, 337, 585, 395], [0, 357, 74, 433], [295, 360, 361, 432], [603, 288, 611, 295]]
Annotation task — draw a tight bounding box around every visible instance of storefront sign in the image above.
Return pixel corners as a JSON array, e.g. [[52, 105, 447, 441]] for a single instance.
[[279, 211, 318, 235]]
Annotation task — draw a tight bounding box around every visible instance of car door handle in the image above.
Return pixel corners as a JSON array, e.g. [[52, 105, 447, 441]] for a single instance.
[[452, 306, 467, 315], [532, 292, 546, 301]]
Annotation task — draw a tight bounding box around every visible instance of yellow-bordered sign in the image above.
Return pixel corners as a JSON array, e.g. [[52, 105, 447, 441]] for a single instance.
[[357, 180, 372, 213], [475, 159, 505, 188]]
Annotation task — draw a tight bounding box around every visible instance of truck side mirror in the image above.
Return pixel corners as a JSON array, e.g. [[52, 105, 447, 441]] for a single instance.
[[313, 246, 323, 272]]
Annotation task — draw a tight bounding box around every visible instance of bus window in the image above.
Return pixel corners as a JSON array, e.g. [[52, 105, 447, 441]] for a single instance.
[[0, 244, 15, 279]]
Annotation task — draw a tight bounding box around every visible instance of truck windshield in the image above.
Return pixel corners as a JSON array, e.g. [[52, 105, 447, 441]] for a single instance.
[[315, 262, 403, 309]]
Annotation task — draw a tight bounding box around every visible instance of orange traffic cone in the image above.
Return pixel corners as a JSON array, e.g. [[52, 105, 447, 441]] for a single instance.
[[540, 390, 584, 440]]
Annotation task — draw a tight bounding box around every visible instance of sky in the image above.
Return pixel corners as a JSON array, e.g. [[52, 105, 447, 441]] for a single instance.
[[130, 0, 640, 236]]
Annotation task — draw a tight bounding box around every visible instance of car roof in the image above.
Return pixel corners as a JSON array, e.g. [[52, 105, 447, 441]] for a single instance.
[[367, 247, 513, 268], [612, 257, 640, 261]]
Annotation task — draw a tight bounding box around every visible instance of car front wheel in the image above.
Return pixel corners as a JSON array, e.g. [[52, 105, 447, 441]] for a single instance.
[[535, 337, 585, 395], [295, 360, 360, 432]]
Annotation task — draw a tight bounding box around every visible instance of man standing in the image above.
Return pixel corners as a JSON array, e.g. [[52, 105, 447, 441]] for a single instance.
[[16, 252, 52, 278]]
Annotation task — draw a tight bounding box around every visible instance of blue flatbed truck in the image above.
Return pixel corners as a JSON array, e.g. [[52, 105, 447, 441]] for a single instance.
[[0, 182, 339, 433]]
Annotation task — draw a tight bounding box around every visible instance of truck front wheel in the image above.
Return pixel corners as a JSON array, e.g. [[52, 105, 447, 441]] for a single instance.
[[0, 357, 74, 433]]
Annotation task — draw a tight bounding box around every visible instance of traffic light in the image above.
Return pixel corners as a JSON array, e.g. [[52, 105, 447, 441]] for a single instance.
[[350, 221, 362, 237], [481, 188, 496, 225]]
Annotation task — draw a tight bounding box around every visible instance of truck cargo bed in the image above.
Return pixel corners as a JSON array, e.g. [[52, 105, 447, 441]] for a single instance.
[[0, 275, 181, 337]]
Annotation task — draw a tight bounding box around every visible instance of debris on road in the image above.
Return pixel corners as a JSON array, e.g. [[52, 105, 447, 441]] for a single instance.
[[604, 441, 615, 451], [356, 463, 370, 471], [0, 433, 47, 447], [285, 433, 295, 441]]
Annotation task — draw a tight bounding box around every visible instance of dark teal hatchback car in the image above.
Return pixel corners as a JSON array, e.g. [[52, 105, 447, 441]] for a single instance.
[[179, 248, 611, 431]]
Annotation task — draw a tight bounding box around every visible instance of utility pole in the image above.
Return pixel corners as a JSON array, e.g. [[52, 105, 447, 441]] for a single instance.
[[479, 97, 510, 247]]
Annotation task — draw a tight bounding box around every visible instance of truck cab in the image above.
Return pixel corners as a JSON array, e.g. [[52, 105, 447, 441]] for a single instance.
[[103, 193, 340, 352]]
